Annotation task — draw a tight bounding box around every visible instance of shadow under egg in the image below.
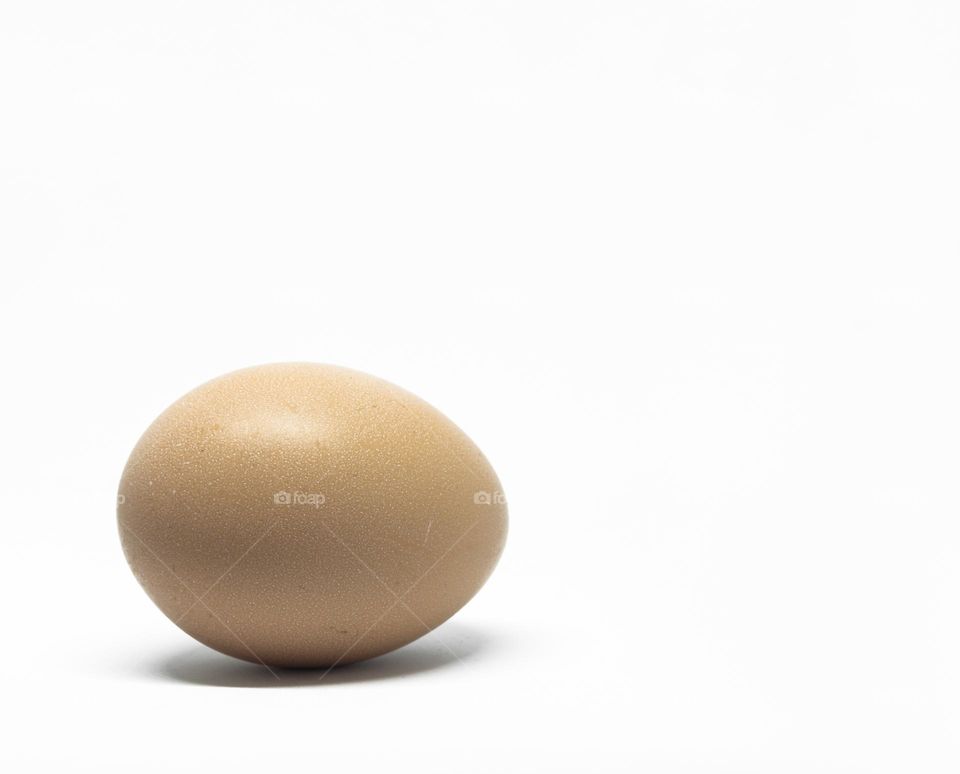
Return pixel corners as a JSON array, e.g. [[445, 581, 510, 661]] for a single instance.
[[141, 621, 497, 688]]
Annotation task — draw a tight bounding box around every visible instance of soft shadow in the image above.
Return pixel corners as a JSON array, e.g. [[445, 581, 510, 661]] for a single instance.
[[143, 622, 496, 688]]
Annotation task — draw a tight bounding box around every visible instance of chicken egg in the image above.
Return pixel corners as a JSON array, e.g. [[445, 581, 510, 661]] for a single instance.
[[117, 363, 507, 668]]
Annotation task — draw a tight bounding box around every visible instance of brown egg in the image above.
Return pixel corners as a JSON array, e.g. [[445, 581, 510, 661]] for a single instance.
[[117, 363, 508, 668]]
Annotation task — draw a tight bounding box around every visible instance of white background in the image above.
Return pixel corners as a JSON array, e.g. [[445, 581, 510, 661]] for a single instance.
[[2, 1, 959, 771]]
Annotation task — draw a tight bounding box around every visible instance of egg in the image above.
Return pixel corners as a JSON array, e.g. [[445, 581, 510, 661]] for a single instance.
[[117, 363, 508, 668]]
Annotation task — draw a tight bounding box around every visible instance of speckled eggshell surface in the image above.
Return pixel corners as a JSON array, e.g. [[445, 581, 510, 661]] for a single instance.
[[117, 363, 508, 668]]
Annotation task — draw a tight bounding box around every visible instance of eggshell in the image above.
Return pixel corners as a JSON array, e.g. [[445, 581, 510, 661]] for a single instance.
[[117, 363, 507, 668]]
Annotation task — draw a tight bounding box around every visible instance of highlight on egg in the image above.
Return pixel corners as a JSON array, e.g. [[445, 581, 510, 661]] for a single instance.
[[117, 363, 507, 668]]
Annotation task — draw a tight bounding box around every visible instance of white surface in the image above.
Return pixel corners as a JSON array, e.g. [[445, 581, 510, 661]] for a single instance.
[[2, 2, 960, 771]]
